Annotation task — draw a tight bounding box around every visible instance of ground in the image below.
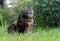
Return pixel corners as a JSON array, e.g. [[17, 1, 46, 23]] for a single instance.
[[0, 25, 60, 41]]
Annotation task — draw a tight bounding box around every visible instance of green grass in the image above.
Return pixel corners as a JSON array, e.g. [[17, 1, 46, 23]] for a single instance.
[[0, 12, 60, 41], [0, 24, 60, 41]]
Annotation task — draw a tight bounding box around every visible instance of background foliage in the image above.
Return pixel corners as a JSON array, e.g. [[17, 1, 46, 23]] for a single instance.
[[33, 0, 60, 27], [0, 0, 60, 27]]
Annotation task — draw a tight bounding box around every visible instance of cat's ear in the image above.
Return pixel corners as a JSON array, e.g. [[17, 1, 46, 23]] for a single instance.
[[31, 7, 34, 14], [24, 6, 29, 11]]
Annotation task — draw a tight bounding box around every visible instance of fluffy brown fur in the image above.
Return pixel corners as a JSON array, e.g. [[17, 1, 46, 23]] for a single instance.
[[7, 6, 34, 33]]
